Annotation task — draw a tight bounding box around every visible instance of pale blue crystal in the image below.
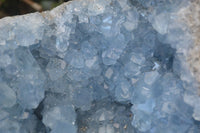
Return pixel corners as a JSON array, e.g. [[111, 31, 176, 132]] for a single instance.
[[0, 82, 16, 108], [46, 58, 66, 81], [0, 0, 199, 133]]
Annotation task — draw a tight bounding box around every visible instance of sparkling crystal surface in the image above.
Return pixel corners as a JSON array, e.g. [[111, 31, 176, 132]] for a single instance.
[[0, 0, 199, 133]]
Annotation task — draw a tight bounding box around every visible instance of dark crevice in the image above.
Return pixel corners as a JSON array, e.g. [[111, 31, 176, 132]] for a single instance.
[[76, 98, 135, 133], [153, 41, 176, 72], [33, 99, 44, 121]]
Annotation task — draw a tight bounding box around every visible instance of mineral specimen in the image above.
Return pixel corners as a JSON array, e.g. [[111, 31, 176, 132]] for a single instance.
[[0, 0, 200, 133]]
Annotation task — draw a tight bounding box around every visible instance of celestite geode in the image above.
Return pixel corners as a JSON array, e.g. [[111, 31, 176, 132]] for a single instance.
[[0, 0, 200, 133]]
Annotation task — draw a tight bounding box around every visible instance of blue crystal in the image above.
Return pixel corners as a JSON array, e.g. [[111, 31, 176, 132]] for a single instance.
[[0, 0, 199, 132]]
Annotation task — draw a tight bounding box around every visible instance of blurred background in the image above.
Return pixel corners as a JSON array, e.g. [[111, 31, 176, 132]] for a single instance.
[[0, 0, 70, 19]]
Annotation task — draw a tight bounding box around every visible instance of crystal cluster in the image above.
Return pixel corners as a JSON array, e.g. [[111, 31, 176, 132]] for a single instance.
[[0, 0, 199, 133]]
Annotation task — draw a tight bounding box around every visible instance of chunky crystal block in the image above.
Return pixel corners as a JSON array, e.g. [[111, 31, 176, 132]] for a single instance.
[[0, 0, 200, 133]]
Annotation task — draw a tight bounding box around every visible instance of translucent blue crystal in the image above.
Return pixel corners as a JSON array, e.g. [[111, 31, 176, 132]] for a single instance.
[[0, 0, 199, 132]]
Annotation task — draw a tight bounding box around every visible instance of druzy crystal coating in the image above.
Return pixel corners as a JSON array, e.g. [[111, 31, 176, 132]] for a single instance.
[[0, 0, 199, 133]]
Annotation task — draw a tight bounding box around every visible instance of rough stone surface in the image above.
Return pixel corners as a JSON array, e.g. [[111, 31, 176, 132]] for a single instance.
[[0, 0, 200, 133]]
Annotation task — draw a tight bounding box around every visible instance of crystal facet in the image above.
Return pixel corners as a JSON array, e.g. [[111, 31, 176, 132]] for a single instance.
[[0, 0, 199, 133]]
